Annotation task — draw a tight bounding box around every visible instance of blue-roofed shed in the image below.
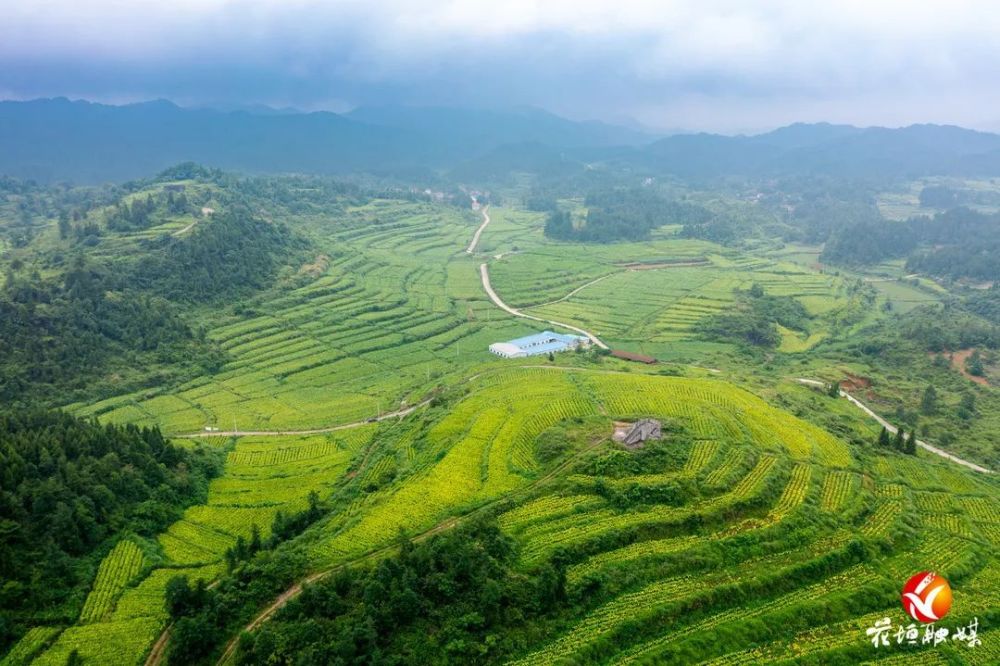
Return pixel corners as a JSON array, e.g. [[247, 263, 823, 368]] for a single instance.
[[488, 330, 589, 358]]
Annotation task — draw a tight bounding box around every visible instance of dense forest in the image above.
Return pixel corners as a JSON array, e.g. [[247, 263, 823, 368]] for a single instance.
[[0, 410, 222, 651], [0, 255, 223, 404], [130, 207, 304, 303], [544, 189, 711, 242], [817, 206, 1000, 281]]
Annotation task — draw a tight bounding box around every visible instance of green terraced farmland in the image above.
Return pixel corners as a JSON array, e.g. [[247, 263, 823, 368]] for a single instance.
[[25, 197, 999, 666]]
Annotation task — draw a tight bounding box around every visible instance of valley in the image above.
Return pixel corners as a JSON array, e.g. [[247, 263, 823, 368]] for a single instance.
[[2, 165, 998, 665]]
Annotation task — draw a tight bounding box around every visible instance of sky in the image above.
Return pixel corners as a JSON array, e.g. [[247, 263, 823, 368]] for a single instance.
[[2, 0, 1000, 134]]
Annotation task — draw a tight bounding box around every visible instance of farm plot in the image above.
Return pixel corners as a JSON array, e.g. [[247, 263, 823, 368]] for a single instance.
[[78, 540, 146, 623], [164, 431, 364, 565], [494, 247, 846, 353], [0, 627, 62, 666], [76, 201, 528, 434]]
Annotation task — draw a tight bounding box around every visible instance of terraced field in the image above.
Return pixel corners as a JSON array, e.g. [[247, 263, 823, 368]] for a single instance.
[[68, 200, 530, 435], [27, 199, 999, 665], [33, 369, 1000, 665], [30, 428, 368, 664], [481, 375, 997, 665]]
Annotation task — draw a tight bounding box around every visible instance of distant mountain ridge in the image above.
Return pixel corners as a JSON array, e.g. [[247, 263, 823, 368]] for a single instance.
[[644, 122, 1000, 178], [2, 97, 1000, 183]]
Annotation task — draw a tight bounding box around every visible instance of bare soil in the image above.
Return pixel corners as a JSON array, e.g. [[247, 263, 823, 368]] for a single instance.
[[945, 349, 990, 386]]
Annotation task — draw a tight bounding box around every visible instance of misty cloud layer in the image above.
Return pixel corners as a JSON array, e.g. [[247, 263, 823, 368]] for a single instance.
[[3, 1, 999, 132]]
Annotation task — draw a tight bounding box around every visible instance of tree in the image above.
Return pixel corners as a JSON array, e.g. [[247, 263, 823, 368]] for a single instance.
[[966, 350, 985, 377], [905, 431, 918, 455], [920, 385, 938, 414], [58, 210, 71, 240], [958, 392, 976, 420], [877, 427, 891, 448], [249, 524, 262, 554], [828, 381, 841, 398], [893, 428, 905, 452]]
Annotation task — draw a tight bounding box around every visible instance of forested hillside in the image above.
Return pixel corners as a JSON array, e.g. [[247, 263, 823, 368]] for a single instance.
[[0, 410, 222, 653], [0, 171, 307, 405]]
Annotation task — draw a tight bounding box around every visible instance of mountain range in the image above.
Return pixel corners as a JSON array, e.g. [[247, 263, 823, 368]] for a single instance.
[[3, 98, 1000, 183]]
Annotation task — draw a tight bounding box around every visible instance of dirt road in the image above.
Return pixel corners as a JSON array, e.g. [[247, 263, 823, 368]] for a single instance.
[[479, 263, 609, 349], [533, 273, 616, 308], [465, 205, 491, 254], [176, 399, 432, 439], [210, 432, 606, 665]]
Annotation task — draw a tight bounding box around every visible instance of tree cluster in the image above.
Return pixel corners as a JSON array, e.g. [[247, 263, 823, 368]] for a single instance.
[[875, 426, 917, 455], [0, 409, 221, 648], [131, 206, 302, 303], [544, 189, 711, 243], [0, 254, 225, 405], [696, 284, 811, 349], [231, 521, 563, 666]]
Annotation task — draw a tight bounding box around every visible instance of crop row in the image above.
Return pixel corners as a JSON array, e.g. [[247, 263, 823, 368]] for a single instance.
[[30, 618, 161, 666], [820, 470, 857, 512], [959, 496, 1000, 524], [914, 491, 957, 513], [519, 456, 780, 566], [78, 540, 146, 623], [0, 626, 62, 666], [703, 448, 749, 486], [612, 564, 880, 665], [770, 464, 811, 516], [507, 576, 693, 665], [499, 495, 607, 534], [923, 513, 973, 538], [683, 440, 719, 474], [860, 499, 905, 537]]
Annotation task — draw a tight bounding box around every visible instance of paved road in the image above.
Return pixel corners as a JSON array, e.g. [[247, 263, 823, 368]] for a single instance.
[[479, 263, 609, 349], [796, 379, 992, 474], [465, 205, 491, 254]]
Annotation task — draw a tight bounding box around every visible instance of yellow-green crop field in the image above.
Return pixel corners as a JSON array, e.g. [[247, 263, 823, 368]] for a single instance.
[[30, 199, 1000, 665]]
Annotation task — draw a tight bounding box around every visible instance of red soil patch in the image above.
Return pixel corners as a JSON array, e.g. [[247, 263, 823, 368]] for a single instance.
[[839, 373, 872, 392], [942, 349, 990, 386]]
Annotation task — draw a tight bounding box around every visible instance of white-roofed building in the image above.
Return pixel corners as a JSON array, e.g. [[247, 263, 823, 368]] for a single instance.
[[488, 331, 589, 358]]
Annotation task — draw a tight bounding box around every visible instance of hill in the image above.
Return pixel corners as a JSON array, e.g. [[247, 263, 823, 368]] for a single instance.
[[2, 168, 998, 666], [0, 100, 648, 184], [644, 122, 1000, 179], [7, 99, 1000, 184]]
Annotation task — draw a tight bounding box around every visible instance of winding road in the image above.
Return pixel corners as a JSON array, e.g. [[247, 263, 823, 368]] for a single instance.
[[796, 379, 992, 474], [479, 263, 609, 349], [465, 204, 491, 254]]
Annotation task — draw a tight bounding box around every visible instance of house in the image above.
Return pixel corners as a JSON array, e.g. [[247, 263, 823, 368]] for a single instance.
[[622, 419, 662, 447]]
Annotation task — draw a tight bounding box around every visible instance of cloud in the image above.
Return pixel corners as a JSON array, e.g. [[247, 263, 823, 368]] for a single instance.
[[1, 1, 999, 132]]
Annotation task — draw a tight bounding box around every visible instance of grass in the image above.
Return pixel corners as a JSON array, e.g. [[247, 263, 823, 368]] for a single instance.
[[25, 194, 1000, 666]]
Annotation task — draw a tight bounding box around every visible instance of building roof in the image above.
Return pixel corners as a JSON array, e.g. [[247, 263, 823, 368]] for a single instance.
[[506, 330, 585, 348], [489, 342, 524, 356]]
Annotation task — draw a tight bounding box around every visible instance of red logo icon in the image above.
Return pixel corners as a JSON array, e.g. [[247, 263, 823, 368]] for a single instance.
[[901, 571, 952, 623]]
